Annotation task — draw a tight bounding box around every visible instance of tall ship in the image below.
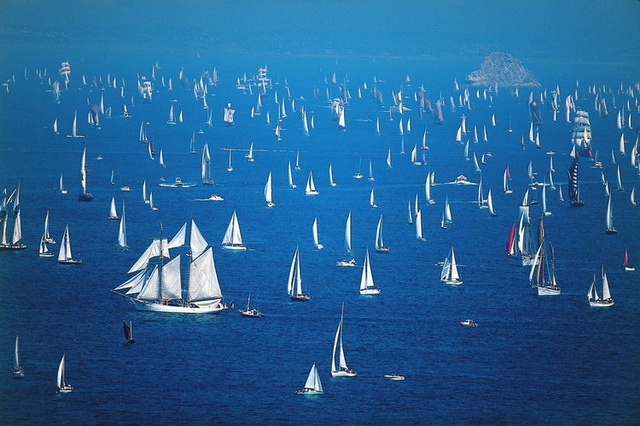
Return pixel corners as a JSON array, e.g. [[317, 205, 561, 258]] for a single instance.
[[111, 221, 227, 314], [570, 110, 592, 158]]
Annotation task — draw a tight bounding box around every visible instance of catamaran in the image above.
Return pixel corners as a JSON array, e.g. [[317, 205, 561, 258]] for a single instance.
[[441, 247, 463, 285], [331, 303, 357, 377], [112, 221, 227, 313], [296, 363, 324, 395], [13, 336, 24, 378], [287, 247, 310, 301], [57, 354, 73, 393], [221, 211, 247, 250], [586, 267, 614, 307], [359, 249, 381, 294]]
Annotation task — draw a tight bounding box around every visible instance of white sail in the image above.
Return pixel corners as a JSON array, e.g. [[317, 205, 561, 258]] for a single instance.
[[329, 164, 336, 187], [444, 196, 452, 223], [287, 247, 304, 297], [222, 211, 244, 249], [602, 269, 612, 300], [359, 249, 379, 294], [288, 162, 296, 188], [14, 336, 21, 372], [80, 147, 88, 193], [12, 209, 22, 244], [117, 202, 128, 249], [487, 188, 496, 216], [305, 172, 318, 195], [201, 144, 213, 184], [302, 363, 323, 393], [312, 217, 322, 249], [108, 197, 118, 219], [386, 148, 392, 168], [369, 188, 377, 208], [188, 247, 223, 303], [331, 304, 355, 377], [57, 354, 67, 389], [264, 172, 274, 207], [415, 209, 424, 240], [190, 220, 208, 259], [58, 225, 72, 262], [344, 211, 352, 253], [138, 255, 182, 301]]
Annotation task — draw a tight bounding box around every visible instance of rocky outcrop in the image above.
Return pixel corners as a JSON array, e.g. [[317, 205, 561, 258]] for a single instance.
[[466, 52, 540, 87]]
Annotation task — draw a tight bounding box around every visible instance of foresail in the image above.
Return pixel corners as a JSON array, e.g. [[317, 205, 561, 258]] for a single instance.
[[188, 247, 223, 302]]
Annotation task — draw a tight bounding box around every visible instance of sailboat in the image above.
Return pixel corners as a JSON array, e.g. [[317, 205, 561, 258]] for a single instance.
[[442, 196, 453, 227], [122, 320, 135, 344], [59, 173, 68, 194], [107, 197, 119, 220], [227, 150, 233, 172], [305, 171, 319, 195], [568, 157, 584, 207], [287, 247, 310, 301], [529, 241, 560, 296], [111, 221, 227, 313], [239, 294, 264, 317], [264, 172, 275, 208], [605, 195, 617, 234], [58, 225, 82, 264], [623, 250, 635, 271], [0, 209, 26, 250], [57, 354, 73, 393], [116, 201, 128, 250], [487, 188, 497, 217], [375, 215, 389, 253], [331, 303, 356, 377], [288, 162, 297, 188], [13, 336, 24, 378], [221, 211, 247, 250], [201, 144, 214, 185], [369, 188, 377, 208], [312, 217, 323, 249], [415, 209, 425, 241], [359, 249, 381, 294], [440, 247, 463, 285], [78, 147, 93, 202], [245, 142, 255, 162], [586, 267, 614, 307], [295, 151, 302, 170], [296, 363, 324, 395], [503, 166, 513, 194], [329, 163, 337, 187], [38, 232, 54, 257]]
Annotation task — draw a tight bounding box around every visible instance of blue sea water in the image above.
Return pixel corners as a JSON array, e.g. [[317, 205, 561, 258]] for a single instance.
[[0, 50, 639, 425]]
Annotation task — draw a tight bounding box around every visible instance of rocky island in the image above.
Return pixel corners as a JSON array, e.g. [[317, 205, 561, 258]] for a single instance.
[[466, 52, 541, 88]]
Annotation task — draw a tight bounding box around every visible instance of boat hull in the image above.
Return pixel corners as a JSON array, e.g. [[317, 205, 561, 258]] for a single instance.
[[360, 288, 381, 295], [221, 244, 247, 251], [296, 390, 324, 395], [331, 370, 357, 378], [129, 299, 226, 314], [0, 243, 27, 250], [588, 300, 614, 308], [537, 286, 561, 296]]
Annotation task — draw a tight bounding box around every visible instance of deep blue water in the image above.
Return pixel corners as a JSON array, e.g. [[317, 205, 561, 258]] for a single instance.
[[0, 52, 639, 424]]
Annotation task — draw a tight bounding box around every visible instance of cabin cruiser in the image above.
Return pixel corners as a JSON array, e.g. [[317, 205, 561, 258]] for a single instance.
[[207, 194, 224, 201], [460, 319, 478, 327], [336, 258, 356, 267]]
